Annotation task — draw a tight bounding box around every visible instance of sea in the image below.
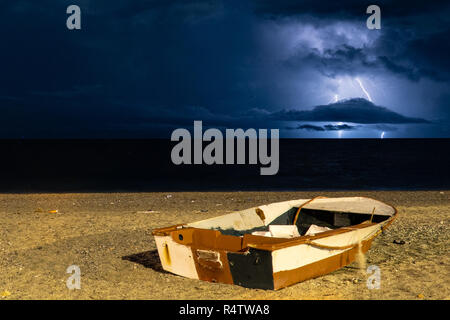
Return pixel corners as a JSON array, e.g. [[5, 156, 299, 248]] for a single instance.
[[0, 139, 449, 192]]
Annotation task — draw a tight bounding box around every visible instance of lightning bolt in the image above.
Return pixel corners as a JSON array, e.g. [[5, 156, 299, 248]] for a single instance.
[[337, 122, 343, 139], [355, 78, 373, 102], [381, 131, 385, 139], [329, 94, 339, 104]]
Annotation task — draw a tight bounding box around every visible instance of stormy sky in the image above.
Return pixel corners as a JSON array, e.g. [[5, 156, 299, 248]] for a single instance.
[[0, 0, 449, 138]]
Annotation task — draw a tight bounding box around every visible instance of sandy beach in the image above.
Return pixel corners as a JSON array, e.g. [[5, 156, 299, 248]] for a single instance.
[[0, 191, 448, 300]]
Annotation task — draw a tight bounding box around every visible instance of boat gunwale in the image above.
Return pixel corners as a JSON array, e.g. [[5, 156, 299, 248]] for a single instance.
[[151, 197, 398, 252]]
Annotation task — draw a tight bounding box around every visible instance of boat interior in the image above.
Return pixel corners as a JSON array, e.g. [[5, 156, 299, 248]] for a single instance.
[[186, 197, 395, 238]]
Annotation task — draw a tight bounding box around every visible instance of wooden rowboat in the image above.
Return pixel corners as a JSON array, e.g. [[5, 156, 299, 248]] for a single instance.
[[152, 196, 397, 290]]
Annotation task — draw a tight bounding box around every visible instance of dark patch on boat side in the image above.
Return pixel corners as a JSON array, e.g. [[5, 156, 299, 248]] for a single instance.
[[255, 208, 266, 222], [227, 249, 274, 290], [216, 226, 267, 236]]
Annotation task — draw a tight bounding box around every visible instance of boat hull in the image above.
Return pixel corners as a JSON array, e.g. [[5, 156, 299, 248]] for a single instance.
[[152, 197, 397, 290], [154, 221, 388, 290]]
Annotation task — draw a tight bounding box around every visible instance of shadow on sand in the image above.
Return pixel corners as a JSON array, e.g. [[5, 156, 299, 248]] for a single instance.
[[122, 249, 168, 274]]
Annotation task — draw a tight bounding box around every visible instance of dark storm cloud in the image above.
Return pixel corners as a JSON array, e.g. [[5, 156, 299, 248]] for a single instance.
[[0, 0, 448, 138], [252, 0, 450, 19], [371, 124, 398, 132], [434, 93, 450, 120], [287, 44, 377, 79], [287, 124, 325, 131], [287, 124, 359, 131], [365, 27, 450, 82], [258, 0, 450, 82], [402, 28, 450, 81], [376, 56, 421, 81], [0, 0, 257, 137], [286, 33, 450, 82], [324, 124, 359, 131], [272, 98, 430, 124], [300, 124, 325, 131]]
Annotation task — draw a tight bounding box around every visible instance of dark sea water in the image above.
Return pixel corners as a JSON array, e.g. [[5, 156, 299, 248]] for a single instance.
[[0, 139, 449, 192]]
